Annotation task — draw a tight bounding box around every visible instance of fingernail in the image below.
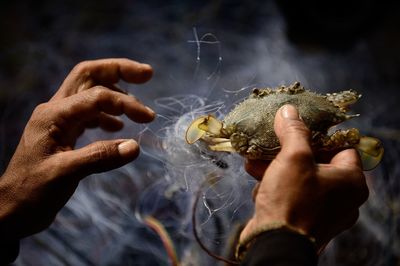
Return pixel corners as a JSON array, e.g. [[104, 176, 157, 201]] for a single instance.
[[145, 106, 156, 116], [280, 104, 299, 120], [141, 63, 152, 69], [118, 139, 137, 157]]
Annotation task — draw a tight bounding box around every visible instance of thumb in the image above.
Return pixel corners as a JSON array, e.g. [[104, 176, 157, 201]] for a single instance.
[[274, 104, 313, 163], [56, 139, 139, 179]]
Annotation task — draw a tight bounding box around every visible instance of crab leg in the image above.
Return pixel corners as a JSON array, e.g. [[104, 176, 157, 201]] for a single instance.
[[202, 136, 231, 144], [326, 90, 361, 111], [319, 128, 361, 150], [318, 128, 383, 170], [209, 142, 236, 152]]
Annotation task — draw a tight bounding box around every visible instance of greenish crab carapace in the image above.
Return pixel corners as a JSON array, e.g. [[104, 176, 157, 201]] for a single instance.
[[185, 82, 383, 170]]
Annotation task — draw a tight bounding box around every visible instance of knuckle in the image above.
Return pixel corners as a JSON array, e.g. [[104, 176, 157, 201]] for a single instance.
[[90, 86, 107, 97], [71, 60, 93, 75], [29, 103, 52, 126], [46, 123, 63, 140], [285, 148, 314, 164], [91, 86, 123, 110], [90, 142, 116, 162], [46, 156, 67, 179], [89, 86, 111, 100], [32, 103, 49, 117]]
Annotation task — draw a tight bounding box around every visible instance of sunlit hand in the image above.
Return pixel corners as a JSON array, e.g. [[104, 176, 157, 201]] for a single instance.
[[241, 104, 369, 250], [0, 58, 155, 241]]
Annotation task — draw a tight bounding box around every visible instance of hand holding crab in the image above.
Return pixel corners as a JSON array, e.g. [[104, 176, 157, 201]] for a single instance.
[[239, 105, 369, 259]]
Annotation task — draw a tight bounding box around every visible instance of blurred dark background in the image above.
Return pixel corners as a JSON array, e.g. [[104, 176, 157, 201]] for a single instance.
[[0, 0, 399, 265]]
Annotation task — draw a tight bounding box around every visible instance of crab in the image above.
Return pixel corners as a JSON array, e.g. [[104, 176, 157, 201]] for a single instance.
[[185, 82, 383, 170]]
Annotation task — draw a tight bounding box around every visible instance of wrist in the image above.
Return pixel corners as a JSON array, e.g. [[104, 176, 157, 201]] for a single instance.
[[240, 213, 294, 241], [237, 229, 319, 265], [237, 220, 317, 262], [243, 204, 317, 240], [0, 177, 20, 241], [240, 217, 315, 243]]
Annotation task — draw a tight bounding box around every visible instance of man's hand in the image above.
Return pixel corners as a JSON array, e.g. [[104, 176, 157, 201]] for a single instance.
[[241, 104, 369, 250], [0, 59, 155, 240]]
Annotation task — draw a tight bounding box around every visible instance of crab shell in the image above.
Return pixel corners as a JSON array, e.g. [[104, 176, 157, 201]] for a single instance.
[[186, 82, 383, 170]]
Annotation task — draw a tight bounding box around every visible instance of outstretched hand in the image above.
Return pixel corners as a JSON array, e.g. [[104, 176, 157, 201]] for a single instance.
[[241, 104, 369, 250], [0, 59, 155, 240]]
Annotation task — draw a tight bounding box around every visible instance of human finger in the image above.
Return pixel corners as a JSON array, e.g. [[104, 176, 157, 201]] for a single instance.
[[323, 148, 366, 203], [52, 58, 153, 100], [317, 163, 368, 207], [274, 104, 313, 165], [244, 159, 270, 180], [315, 150, 340, 164], [330, 148, 362, 168], [51, 86, 155, 126], [52, 139, 139, 180]]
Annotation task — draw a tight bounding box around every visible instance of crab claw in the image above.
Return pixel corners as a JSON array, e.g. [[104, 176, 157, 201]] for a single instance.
[[185, 115, 223, 144], [185, 116, 207, 144], [356, 136, 384, 171]]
